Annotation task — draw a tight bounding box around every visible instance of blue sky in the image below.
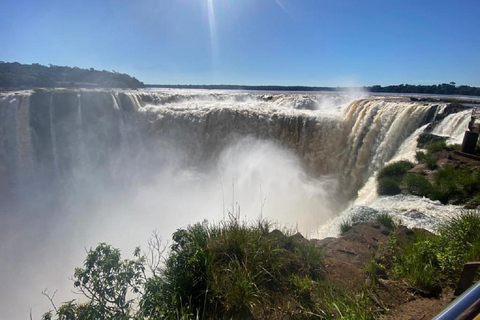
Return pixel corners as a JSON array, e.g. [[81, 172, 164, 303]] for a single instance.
[[1, 0, 479, 86]]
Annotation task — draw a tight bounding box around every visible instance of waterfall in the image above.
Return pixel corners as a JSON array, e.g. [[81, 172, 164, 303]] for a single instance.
[[1, 88, 467, 320], [49, 93, 59, 178], [0, 89, 444, 204], [432, 110, 472, 144], [16, 94, 33, 183]]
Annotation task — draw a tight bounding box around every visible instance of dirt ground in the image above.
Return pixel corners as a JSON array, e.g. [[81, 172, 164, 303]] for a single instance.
[[312, 223, 456, 319]]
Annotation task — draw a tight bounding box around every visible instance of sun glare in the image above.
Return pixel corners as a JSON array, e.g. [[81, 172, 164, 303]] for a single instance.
[[207, 0, 219, 63]]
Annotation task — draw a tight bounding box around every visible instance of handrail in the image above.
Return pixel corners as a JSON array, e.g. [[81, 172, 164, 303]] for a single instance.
[[432, 280, 480, 320], [432, 262, 480, 320]]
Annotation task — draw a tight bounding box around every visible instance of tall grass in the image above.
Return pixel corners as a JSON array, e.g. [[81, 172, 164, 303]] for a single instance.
[[145, 217, 332, 319], [390, 211, 480, 293]]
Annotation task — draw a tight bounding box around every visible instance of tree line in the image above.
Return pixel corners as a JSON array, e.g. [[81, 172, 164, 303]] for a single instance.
[[369, 82, 480, 96], [151, 83, 480, 96], [0, 62, 144, 89], [2, 61, 479, 96]]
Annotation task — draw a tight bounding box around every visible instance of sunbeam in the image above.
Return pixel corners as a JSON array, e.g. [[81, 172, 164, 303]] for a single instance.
[[207, 0, 219, 64], [274, 0, 288, 14]]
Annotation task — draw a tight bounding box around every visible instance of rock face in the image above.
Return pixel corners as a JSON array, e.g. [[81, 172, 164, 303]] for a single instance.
[[312, 223, 391, 291]]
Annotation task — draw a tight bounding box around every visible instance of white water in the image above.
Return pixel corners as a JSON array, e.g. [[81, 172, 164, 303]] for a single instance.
[[319, 106, 474, 238], [432, 110, 472, 144], [0, 89, 469, 319]]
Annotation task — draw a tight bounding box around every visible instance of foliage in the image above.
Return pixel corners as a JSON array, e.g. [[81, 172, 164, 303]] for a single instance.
[[148, 83, 480, 96], [148, 218, 328, 319], [425, 140, 447, 154], [377, 161, 415, 180], [375, 213, 397, 231], [430, 165, 480, 205], [390, 211, 480, 293], [415, 151, 438, 170], [404, 173, 433, 197], [369, 83, 480, 96], [376, 161, 415, 196], [339, 218, 353, 234], [42, 243, 146, 320], [0, 62, 144, 88], [377, 177, 401, 196], [43, 217, 387, 319], [44, 212, 480, 319]]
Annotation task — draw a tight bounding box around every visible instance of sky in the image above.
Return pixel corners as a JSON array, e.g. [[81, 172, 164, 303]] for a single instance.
[[0, 0, 479, 86]]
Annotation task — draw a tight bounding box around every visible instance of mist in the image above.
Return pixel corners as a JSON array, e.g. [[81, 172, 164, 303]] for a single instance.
[[0, 131, 341, 320]]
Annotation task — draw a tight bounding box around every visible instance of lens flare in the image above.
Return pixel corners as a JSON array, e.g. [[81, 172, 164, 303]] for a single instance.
[[207, 0, 219, 63]]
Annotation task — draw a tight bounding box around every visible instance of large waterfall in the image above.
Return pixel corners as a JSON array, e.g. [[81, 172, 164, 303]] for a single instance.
[[0, 89, 438, 205], [0, 89, 470, 319]]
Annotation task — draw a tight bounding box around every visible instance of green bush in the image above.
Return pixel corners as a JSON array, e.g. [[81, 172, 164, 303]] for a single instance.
[[340, 219, 353, 234], [404, 174, 433, 197], [429, 165, 480, 204], [143, 218, 326, 319], [391, 211, 480, 292], [377, 161, 415, 180], [375, 213, 397, 231], [437, 211, 480, 277], [426, 140, 447, 154], [377, 177, 401, 196], [415, 151, 438, 170]]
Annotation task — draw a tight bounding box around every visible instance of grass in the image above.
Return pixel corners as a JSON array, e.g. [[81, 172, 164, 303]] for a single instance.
[[377, 160, 415, 180], [389, 211, 480, 293], [375, 213, 397, 231], [145, 217, 334, 319], [340, 218, 353, 234]]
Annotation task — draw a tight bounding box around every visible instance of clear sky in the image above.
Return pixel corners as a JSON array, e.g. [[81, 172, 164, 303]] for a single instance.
[[1, 0, 479, 86]]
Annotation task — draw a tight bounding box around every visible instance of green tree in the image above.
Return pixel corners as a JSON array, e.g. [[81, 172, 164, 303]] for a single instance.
[[42, 243, 146, 320]]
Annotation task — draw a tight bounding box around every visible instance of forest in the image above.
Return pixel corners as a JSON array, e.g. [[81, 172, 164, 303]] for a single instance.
[[0, 62, 144, 89], [1, 62, 480, 97]]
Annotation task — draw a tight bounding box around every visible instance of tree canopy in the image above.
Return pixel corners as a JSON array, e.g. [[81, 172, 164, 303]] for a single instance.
[[0, 62, 144, 89]]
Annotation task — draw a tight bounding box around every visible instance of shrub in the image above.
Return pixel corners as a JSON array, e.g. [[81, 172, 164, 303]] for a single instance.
[[144, 218, 326, 319], [437, 211, 480, 277], [377, 161, 415, 180], [429, 165, 480, 204], [391, 211, 480, 292], [426, 140, 447, 154], [375, 213, 397, 231], [340, 218, 353, 234], [415, 151, 438, 170], [377, 177, 401, 196], [404, 174, 433, 197], [447, 143, 461, 151]]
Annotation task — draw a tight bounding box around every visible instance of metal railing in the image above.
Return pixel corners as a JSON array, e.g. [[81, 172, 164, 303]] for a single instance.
[[433, 262, 480, 320]]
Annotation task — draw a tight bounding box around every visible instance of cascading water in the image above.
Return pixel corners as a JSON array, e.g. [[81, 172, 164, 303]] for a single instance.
[[0, 89, 466, 319]]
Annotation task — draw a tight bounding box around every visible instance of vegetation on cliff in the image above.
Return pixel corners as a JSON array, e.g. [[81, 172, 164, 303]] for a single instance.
[[41, 218, 382, 320], [377, 139, 480, 207], [0, 62, 144, 89], [387, 211, 480, 293], [41, 210, 480, 320]]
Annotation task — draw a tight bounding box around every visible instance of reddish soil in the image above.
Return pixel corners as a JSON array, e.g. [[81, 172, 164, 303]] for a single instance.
[[311, 223, 456, 319]]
